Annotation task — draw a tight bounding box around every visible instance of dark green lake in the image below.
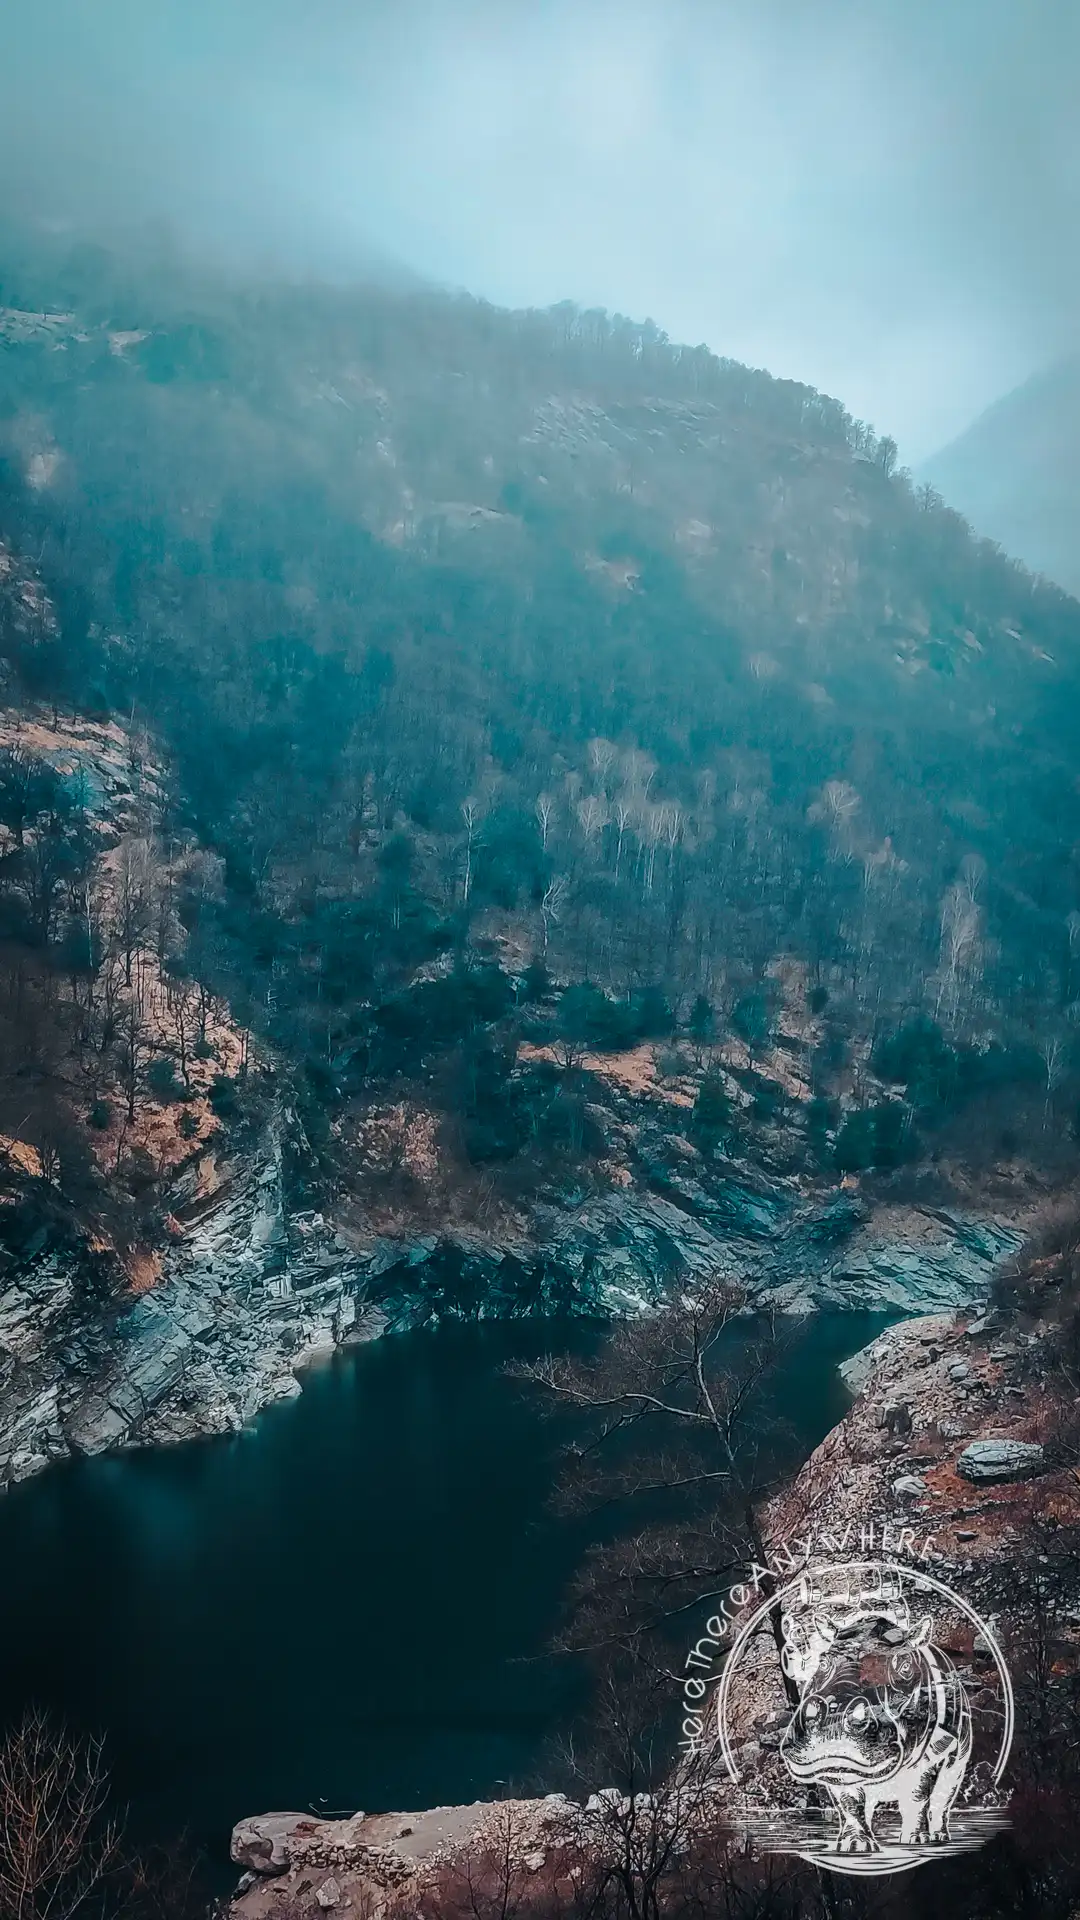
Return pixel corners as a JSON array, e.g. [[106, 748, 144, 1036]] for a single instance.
[[0, 1310, 893, 1867]]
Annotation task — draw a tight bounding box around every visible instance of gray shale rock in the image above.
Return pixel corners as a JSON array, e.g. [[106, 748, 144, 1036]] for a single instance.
[[817, 1216, 1023, 1316], [231, 1814, 307, 1875], [0, 1104, 1030, 1489], [956, 1439, 1045, 1483], [0, 1114, 377, 1488]]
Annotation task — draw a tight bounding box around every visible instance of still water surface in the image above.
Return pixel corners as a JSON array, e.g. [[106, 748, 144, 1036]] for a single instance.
[[0, 1311, 893, 1862]]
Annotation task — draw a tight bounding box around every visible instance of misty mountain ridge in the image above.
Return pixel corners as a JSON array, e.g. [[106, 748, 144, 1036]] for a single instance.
[[922, 355, 1080, 596], [2, 227, 1080, 1278]]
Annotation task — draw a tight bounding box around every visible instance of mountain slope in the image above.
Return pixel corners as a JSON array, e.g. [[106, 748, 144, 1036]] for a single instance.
[[922, 357, 1080, 595], [1, 225, 1080, 1281]]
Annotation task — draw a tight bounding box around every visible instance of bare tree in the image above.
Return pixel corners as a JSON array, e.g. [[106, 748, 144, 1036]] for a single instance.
[[541, 874, 570, 957], [620, 750, 657, 801], [612, 795, 638, 883], [516, 1285, 798, 1699], [461, 799, 482, 907], [1041, 1032, 1067, 1119], [642, 808, 668, 899], [959, 851, 987, 906], [120, 990, 143, 1125], [576, 796, 609, 853], [935, 880, 982, 1026], [0, 1710, 122, 1920], [111, 840, 157, 989], [420, 1805, 535, 1920], [164, 971, 198, 1091], [588, 738, 619, 789], [808, 782, 860, 866], [550, 1666, 736, 1920], [876, 434, 898, 477], [535, 793, 557, 853]]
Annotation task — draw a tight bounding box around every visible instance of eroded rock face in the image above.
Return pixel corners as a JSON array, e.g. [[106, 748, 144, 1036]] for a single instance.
[[371, 1192, 1026, 1328], [806, 1215, 1024, 1316], [0, 1119, 381, 1488], [0, 1100, 1032, 1491], [956, 1439, 1045, 1483]]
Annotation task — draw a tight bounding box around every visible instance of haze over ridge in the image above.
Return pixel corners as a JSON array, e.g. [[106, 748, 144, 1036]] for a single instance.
[[3, 0, 1080, 463]]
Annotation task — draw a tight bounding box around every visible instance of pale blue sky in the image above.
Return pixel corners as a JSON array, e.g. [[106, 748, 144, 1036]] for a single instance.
[[2, 0, 1077, 461]]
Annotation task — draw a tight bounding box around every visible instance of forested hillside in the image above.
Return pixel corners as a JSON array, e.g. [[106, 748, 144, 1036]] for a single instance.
[[2, 224, 1080, 1249]]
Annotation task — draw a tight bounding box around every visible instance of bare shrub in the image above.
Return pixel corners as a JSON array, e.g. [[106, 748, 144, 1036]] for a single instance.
[[0, 1709, 122, 1920]]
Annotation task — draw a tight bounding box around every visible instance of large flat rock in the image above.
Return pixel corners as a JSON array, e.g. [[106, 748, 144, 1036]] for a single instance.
[[956, 1438, 1046, 1482]]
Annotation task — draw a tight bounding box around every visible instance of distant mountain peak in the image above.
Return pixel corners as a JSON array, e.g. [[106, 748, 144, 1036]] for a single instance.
[[921, 357, 1080, 594]]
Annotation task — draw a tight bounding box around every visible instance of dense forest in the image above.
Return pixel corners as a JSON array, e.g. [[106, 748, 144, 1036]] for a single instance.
[[2, 222, 1080, 1250]]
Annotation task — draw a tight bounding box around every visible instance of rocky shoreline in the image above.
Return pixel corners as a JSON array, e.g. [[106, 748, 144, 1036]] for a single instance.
[[225, 1291, 1074, 1918], [229, 1798, 595, 1920], [0, 1107, 1030, 1488], [773, 1298, 1080, 1562]]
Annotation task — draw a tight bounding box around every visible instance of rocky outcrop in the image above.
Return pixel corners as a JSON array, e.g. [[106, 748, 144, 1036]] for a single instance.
[[366, 1189, 1026, 1328], [0, 1124, 380, 1485], [956, 1438, 1046, 1483], [229, 1795, 614, 1919], [773, 1305, 1079, 1571], [0, 1102, 1032, 1489], [799, 1213, 1024, 1314], [232, 1815, 301, 1876]]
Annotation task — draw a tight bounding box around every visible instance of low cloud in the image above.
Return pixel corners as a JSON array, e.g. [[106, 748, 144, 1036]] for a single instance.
[[1, 0, 1077, 459]]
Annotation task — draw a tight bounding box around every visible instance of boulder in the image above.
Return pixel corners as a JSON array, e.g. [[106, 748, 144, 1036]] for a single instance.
[[891, 1475, 928, 1498], [956, 1439, 1045, 1483], [230, 1814, 307, 1875]]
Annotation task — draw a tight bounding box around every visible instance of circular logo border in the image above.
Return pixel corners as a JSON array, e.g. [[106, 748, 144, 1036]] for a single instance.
[[711, 1556, 1014, 1874]]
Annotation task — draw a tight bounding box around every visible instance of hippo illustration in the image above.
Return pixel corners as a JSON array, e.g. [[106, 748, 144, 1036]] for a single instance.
[[778, 1579, 972, 1855]]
